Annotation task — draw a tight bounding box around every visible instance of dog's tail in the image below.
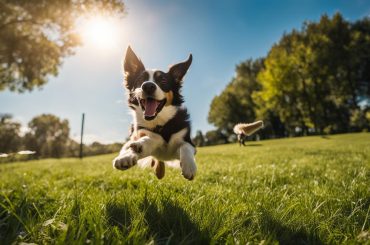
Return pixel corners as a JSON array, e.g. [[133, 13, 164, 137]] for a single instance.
[[233, 120, 264, 136]]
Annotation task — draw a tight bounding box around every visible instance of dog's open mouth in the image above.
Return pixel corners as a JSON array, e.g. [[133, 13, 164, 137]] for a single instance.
[[140, 97, 166, 120]]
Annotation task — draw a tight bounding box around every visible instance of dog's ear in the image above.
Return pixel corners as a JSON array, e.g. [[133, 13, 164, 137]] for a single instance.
[[124, 46, 145, 90], [169, 54, 192, 83]]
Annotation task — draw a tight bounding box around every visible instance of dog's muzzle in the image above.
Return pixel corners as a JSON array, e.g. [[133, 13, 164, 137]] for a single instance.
[[141, 81, 156, 96]]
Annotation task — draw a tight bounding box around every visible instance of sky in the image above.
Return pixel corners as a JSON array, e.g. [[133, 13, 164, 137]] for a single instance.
[[1, 0, 370, 144]]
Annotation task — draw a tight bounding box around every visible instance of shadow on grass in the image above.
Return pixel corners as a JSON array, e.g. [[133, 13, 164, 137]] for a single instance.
[[141, 197, 210, 244], [0, 200, 21, 243], [0, 192, 52, 243], [260, 210, 323, 245], [105, 197, 210, 244], [106, 201, 132, 233]]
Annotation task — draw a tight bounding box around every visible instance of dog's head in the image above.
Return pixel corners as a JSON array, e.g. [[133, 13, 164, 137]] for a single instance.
[[123, 46, 192, 121]]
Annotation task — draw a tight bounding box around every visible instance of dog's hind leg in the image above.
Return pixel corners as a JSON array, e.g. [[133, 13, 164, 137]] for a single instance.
[[241, 134, 246, 146], [151, 158, 165, 179], [237, 134, 242, 146], [179, 142, 197, 180]]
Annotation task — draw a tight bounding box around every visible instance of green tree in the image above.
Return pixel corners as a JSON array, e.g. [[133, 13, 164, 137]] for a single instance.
[[255, 30, 317, 136], [0, 114, 21, 153], [255, 13, 370, 135], [204, 129, 228, 146], [352, 18, 370, 99], [0, 0, 125, 92], [83, 141, 122, 156], [24, 114, 70, 157], [209, 13, 369, 138], [193, 130, 205, 147], [208, 59, 263, 134]]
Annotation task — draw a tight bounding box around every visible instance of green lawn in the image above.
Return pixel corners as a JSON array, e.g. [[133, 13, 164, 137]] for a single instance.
[[0, 133, 369, 244]]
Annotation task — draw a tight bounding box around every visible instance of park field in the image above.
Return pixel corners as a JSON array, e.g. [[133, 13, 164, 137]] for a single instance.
[[0, 133, 369, 244]]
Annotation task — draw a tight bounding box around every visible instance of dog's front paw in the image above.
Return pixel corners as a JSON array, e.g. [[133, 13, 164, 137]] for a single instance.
[[128, 141, 143, 154], [113, 152, 138, 170], [181, 161, 197, 181]]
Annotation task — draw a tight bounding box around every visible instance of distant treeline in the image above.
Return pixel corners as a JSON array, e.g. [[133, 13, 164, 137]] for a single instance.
[[201, 13, 370, 146], [0, 114, 121, 162]]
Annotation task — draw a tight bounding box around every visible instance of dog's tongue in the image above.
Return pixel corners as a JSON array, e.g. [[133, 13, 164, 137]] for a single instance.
[[145, 99, 160, 117]]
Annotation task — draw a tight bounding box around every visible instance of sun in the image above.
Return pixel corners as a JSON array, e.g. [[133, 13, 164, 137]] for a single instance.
[[81, 16, 119, 49]]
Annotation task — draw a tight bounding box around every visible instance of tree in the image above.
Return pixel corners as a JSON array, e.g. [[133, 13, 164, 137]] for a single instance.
[[83, 141, 122, 156], [255, 13, 370, 135], [193, 130, 205, 147], [208, 59, 263, 134], [0, 0, 125, 92], [0, 114, 22, 153], [208, 13, 370, 139], [24, 114, 70, 157], [255, 30, 318, 136], [204, 129, 229, 146], [352, 18, 370, 99]]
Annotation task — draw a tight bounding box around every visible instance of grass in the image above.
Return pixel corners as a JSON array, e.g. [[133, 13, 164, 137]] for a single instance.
[[0, 133, 369, 244]]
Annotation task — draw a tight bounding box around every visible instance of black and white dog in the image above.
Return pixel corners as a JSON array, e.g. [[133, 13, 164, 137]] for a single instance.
[[113, 46, 196, 180]]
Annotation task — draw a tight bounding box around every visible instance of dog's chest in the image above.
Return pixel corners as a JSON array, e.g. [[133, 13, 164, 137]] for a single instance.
[[132, 107, 193, 160], [142, 128, 188, 161]]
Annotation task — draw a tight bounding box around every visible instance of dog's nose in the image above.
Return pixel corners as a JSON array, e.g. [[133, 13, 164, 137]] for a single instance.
[[142, 82, 156, 95]]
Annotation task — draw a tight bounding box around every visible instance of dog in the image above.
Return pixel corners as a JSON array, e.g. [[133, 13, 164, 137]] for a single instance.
[[113, 46, 196, 180], [233, 121, 264, 146]]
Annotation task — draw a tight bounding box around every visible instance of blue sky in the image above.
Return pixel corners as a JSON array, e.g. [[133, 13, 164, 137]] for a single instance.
[[1, 0, 370, 143]]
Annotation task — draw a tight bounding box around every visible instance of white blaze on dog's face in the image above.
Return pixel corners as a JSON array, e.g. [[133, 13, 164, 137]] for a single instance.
[[123, 46, 192, 121], [132, 70, 167, 121]]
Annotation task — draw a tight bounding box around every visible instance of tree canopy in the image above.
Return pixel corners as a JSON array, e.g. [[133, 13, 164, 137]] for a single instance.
[[23, 114, 70, 157], [208, 59, 263, 133], [208, 13, 370, 140], [0, 114, 22, 153], [0, 113, 122, 160], [0, 0, 125, 92]]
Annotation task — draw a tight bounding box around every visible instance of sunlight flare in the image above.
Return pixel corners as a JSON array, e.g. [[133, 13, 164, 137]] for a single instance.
[[81, 15, 119, 49]]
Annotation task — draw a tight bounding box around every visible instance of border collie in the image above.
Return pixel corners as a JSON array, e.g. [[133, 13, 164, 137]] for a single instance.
[[113, 46, 196, 180], [233, 121, 264, 146]]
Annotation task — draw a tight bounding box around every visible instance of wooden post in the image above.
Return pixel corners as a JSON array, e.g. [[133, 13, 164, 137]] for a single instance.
[[79, 113, 85, 159]]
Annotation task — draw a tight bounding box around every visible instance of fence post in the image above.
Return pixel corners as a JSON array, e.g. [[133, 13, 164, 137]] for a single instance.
[[79, 113, 85, 159]]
